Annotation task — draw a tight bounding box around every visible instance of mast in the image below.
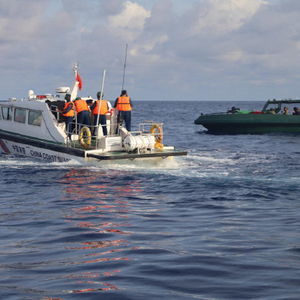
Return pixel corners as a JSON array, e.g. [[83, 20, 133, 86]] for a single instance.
[[95, 69, 106, 133], [121, 44, 128, 91], [71, 63, 79, 100]]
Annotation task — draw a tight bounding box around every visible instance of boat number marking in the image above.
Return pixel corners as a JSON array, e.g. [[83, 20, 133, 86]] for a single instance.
[[10, 143, 70, 162], [12, 145, 26, 155]]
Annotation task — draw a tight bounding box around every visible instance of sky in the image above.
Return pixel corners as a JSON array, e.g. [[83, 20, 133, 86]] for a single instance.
[[1, 0, 300, 101]]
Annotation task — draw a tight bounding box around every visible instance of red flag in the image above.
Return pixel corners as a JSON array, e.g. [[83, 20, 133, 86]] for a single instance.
[[76, 72, 83, 90]]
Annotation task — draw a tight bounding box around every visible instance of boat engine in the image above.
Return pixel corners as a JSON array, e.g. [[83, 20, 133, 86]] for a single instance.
[[123, 134, 155, 152]]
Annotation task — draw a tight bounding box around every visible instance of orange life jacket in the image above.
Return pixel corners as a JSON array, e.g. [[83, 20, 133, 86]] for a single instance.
[[62, 102, 75, 117], [74, 99, 89, 113], [116, 96, 132, 111], [92, 100, 109, 115]]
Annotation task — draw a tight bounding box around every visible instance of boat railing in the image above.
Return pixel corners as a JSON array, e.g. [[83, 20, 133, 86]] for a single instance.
[[48, 103, 65, 123], [63, 121, 116, 150], [65, 121, 164, 150], [70, 121, 116, 135], [263, 99, 300, 112]]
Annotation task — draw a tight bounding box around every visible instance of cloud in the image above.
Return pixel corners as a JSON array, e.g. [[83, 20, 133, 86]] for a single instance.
[[188, 0, 267, 35], [1, 0, 300, 101], [108, 1, 150, 31]]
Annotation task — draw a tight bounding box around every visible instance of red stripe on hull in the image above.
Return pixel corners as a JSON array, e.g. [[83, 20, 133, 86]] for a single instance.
[[0, 139, 11, 154]]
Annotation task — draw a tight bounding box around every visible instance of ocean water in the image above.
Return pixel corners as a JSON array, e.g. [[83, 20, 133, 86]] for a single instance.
[[0, 101, 300, 300]]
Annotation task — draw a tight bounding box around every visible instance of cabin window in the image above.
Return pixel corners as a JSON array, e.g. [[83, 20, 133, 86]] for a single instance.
[[28, 110, 42, 126], [14, 108, 26, 123], [1, 106, 12, 121]]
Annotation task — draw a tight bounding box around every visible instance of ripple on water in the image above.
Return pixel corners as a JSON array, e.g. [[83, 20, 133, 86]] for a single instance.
[[0, 104, 300, 299]]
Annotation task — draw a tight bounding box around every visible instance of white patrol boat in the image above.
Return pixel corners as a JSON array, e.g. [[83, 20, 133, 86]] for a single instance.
[[0, 71, 187, 163]]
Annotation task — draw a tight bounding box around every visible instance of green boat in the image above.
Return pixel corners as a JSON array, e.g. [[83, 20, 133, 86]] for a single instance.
[[194, 99, 300, 134]]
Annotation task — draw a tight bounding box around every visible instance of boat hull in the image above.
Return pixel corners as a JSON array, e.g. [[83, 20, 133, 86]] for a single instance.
[[194, 114, 300, 134], [0, 138, 72, 162], [0, 130, 187, 163]]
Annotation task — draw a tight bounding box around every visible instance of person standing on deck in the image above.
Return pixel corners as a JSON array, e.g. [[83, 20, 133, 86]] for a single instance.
[[74, 96, 90, 127], [114, 90, 133, 132], [90, 92, 111, 136], [61, 93, 75, 139]]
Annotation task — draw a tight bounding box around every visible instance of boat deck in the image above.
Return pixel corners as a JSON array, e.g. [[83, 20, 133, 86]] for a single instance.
[[86, 149, 187, 160]]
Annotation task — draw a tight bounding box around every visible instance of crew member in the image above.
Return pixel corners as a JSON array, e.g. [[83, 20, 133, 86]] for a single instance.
[[90, 92, 111, 136], [292, 107, 300, 115], [61, 93, 75, 139], [114, 90, 133, 132], [282, 107, 289, 115], [74, 96, 90, 126]]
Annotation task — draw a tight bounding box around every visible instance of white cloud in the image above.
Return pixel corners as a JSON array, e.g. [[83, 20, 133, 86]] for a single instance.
[[189, 0, 267, 35], [1, 0, 300, 101], [108, 1, 151, 40]]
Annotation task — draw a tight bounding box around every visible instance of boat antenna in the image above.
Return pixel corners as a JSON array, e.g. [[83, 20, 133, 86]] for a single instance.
[[96, 69, 106, 131], [100, 69, 106, 101], [121, 44, 128, 91]]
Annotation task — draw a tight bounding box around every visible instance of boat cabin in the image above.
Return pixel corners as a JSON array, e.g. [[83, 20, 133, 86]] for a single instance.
[[262, 99, 300, 115]]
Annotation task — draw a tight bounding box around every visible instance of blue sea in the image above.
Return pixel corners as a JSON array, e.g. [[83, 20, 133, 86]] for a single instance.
[[0, 101, 300, 300]]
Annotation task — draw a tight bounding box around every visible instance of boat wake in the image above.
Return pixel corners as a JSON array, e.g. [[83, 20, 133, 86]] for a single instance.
[[0, 154, 81, 169], [1, 151, 299, 185]]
